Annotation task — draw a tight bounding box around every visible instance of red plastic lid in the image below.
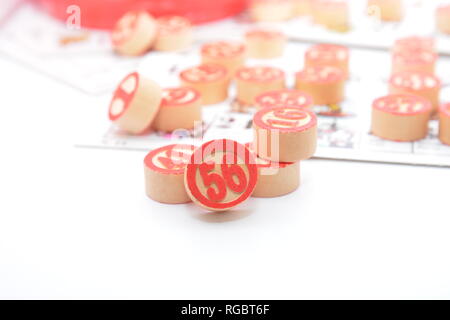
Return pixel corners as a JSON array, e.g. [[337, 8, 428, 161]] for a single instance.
[[35, 0, 247, 30]]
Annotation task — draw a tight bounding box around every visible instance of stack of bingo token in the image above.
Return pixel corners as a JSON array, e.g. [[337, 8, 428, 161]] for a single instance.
[[250, 106, 317, 198]]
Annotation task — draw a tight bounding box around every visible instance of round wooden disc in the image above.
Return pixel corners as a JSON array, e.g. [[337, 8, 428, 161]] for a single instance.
[[184, 139, 258, 212], [144, 144, 196, 204]]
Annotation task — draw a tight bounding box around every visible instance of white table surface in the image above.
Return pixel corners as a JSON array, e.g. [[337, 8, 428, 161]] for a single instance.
[[0, 56, 450, 300]]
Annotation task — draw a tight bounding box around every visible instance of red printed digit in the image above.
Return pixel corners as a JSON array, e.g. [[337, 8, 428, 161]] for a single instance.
[[221, 155, 247, 194], [199, 162, 227, 202]]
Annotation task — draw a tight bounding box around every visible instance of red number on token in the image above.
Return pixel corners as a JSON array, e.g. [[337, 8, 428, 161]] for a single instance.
[[199, 162, 227, 202], [221, 155, 247, 194], [274, 108, 307, 120]]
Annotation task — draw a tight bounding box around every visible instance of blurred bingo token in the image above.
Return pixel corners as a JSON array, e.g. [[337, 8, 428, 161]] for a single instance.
[[154, 15, 193, 51], [371, 94, 431, 142], [245, 29, 286, 59], [184, 139, 258, 211], [393, 36, 435, 54], [255, 89, 313, 109], [109, 72, 162, 134], [235, 66, 285, 106], [111, 11, 157, 56], [367, 0, 403, 22], [245, 143, 300, 198], [253, 107, 317, 162], [295, 66, 345, 105], [144, 144, 196, 204], [305, 43, 349, 76], [392, 50, 437, 74], [439, 103, 450, 145], [153, 87, 202, 132], [179, 64, 229, 105], [201, 41, 246, 74], [249, 0, 295, 22], [437, 5, 450, 34], [389, 71, 441, 111], [312, 0, 349, 32]]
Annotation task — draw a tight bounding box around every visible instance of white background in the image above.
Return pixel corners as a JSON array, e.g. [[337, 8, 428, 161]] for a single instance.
[[1, 52, 450, 299]]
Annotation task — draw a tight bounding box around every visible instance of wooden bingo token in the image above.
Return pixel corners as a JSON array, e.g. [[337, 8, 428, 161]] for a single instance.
[[312, 0, 350, 32], [179, 64, 229, 105], [245, 143, 300, 198], [201, 41, 246, 75], [249, 0, 295, 22], [253, 107, 317, 162], [111, 11, 157, 56], [371, 94, 431, 142], [255, 89, 313, 110], [144, 144, 195, 204], [295, 66, 345, 106], [184, 139, 258, 212], [154, 16, 193, 52], [389, 71, 441, 112], [439, 103, 450, 145], [367, 0, 403, 22], [153, 87, 202, 132], [293, 0, 313, 16], [392, 50, 437, 75], [305, 43, 349, 77], [109, 72, 162, 134], [235, 66, 285, 106], [245, 29, 286, 59], [437, 5, 450, 34], [393, 36, 435, 55]]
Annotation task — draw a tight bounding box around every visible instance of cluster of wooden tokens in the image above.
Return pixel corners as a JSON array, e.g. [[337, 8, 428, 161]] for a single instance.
[[111, 11, 193, 56], [371, 36, 450, 145], [248, 0, 450, 34], [249, 0, 350, 31], [143, 103, 317, 211]]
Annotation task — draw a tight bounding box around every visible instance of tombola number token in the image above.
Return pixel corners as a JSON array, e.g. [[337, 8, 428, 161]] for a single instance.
[[439, 103, 450, 145], [371, 94, 432, 142], [153, 87, 202, 132], [154, 15, 193, 52], [184, 139, 258, 211], [144, 144, 196, 204], [389, 71, 441, 111], [253, 106, 317, 162], [235, 66, 285, 106], [179, 64, 229, 105], [111, 11, 157, 56], [255, 89, 313, 109], [109, 72, 162, 134]]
